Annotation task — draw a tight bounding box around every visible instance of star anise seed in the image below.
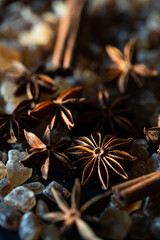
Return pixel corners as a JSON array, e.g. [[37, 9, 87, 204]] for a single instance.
[[66, 132, 137, 190], [6, 61, 57, 101], [77, 86, 137, 136], [30, 86, 85, 130], [0, 99, 39, 143], [20, 125, 74, 180], [43, 178, 111, 240], [105, 38, 158, 93]]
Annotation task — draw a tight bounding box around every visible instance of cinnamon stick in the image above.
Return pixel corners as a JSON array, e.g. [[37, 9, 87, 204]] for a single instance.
[[112, 171, 160, 207], [52, 0, 86, 72]]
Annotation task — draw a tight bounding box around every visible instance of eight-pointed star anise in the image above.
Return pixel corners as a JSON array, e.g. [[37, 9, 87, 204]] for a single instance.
[[0, 99, 39, 143], [6, 61, 57, 101], [43, 178, 111, 240], [30, 86, 85, 130], [77, 86, 137, 136], [105, 38, 158, 93], [66, 133, 137, 190], [20, 126, 74, 180]]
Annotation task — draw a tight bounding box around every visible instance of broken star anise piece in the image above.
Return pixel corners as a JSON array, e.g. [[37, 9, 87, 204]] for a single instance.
[[20, 125, 74, 180], [6, 61, 57, 101], [77, 86, 137, 136], [43, 178, 111, 240], [66, 133, 137, 190], [144, 127, 160, 153], [105, 38, 158, 93], [0, 99, 39, 143], [30, 86, 85, 130]]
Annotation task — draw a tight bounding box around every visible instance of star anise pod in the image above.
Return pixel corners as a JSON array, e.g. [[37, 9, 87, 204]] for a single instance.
[[30, 86, 85, 130], [105, 38, 158, 93], [20, 125, 74, 179], [42, 178, 111, 240], [76, 86, 137, 136], [144, 127, 160, 153], [66, 132, 137, 190], [0, 99, 39, 143], [6, 61, 57, 101]]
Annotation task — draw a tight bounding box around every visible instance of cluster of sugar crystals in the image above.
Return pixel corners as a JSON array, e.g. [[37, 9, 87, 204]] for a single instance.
[[6, 149, 32, 188], [0, 149, 36, 213], [0, 150, 34, 200]]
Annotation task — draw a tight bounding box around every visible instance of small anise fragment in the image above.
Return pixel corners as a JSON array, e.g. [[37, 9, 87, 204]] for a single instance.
[[30, 86, 84, 130], [77, 86, 137, 136], [144, 127, 160, 153], [20, 125, 74, 180], [105, 38, 158, 93], [43, 178, 111, 240], [66, 132, 137, 190], [0, 99, 39, 143], [6, 61, 57, 101]]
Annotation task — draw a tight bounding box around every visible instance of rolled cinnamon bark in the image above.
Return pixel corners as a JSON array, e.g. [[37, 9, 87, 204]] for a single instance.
[[112, 171, 160, 206], [52, 0, 86, 71]]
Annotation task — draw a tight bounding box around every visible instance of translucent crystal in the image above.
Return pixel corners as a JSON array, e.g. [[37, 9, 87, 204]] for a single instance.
[[150, 217, 160, 240], [129, 139, 150, 161], [0, 161, 7, 180], [19, 22, 54, 47], [8, 149, 27, 162], [100, 208, 132, 240], [42, 224, 60, 240], [129, 213, 151, 240], [19, 212, 41, 240], [6, 149, 32, 188], [0, 202, 22, 231], [52, 1, 66, 17], [4, 186, 36, 213], [43, 181, 70, 202], [147, 153, 160, 173], [22, 182, 45, 195], [0, 178, 13, 199], [1, 80, 25, 104], [36, 199, 49, 217]]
